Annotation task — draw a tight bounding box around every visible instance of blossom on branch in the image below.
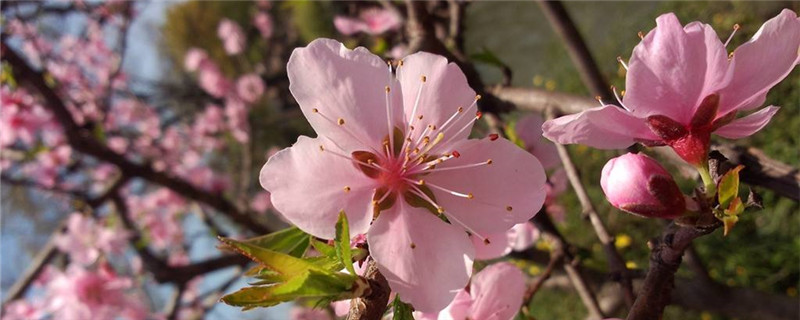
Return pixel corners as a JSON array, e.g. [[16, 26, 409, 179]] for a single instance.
[[260, 39, 546, 312], [542, 9, 800, 166]]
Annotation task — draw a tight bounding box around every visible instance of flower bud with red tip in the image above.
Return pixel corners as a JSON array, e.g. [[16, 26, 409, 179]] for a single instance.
[[601, 153, 686, 219]]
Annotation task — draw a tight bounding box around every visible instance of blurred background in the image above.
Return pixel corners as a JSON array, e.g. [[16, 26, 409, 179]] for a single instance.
[[1, 1, 798, 319]]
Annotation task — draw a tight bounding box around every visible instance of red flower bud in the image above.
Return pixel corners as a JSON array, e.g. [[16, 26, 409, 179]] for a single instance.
[[600, 153, 686, 219]]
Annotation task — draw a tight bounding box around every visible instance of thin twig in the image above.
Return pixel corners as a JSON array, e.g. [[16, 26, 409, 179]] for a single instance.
[[546, 109, 636, 306], [535, 0, 611, 100], [532, 212, 605, 319]]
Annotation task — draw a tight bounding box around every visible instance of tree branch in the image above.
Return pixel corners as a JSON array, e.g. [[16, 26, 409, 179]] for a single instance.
[[346, 259, 391, 320], [550, 123, 635, 306], [532, 212, 606, 319], [626, 222, 720, 320], [535, 0, 611, 100], [1, 41, 273, 235]]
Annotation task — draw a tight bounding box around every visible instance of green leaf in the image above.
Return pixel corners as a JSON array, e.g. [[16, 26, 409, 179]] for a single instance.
[[392, 296, 414, 320], [310, 239, 337, 257], [219, 237, 324, 281], [718, 165, 744, 209], [335, 211, 356, 275], [241, 227, 311, 258], [221, 269, 356, 309]]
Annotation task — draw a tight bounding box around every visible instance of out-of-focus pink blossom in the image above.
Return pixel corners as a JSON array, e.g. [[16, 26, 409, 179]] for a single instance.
[[417, 262, 527, 320], [250, 190, 272, 213], [543, 10, 799, 166], [224, 98, 250, 143], [253, 12, 274, 39], [2, 300, 45, 320], [184, 48, 209, 72], [236, 73, 265, 103], [516, 113, 560, 170], [601, 153, 686, 219], [46, 265, 147, 320], [260, 39, 546, 312], [334, 8, 402, 36], [217, 18, 246, 55], [198, 62, 231, 98], [1, 87, 54, 148], [54, 213, 130, 265], [290, 306, 332, 320]]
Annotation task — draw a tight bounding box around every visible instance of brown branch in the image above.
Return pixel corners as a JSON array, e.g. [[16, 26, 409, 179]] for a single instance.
[[109, 192, 249, 285], [1, 41, 273, 234], [532, 212, 606, 319], [1, 222, 64, 305], [536, 0, 611, 100], [403, 0, 513, 115], [627, 222, 720, 320], [1, 176, 129, 308], [346, 259, 391, 320], [521, 248, 563, 316], [547, 110, 636, 306]]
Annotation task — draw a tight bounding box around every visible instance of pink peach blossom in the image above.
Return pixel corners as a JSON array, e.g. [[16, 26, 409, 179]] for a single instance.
[[260, 39, 546, 312], [334, 8, 402, 36], [236, 73, 265, 103], [253, 12, 274, 39], [417, 262, 528, 320], [601, 153, 686, 219], [516, 113, 560, 170], [46, 265, 147, 320], [184, 48, 209, 72], [54, 213, 130, 265], [250, 190, 272, 213], [543, 10, 799, 165], [217, 18, 246, 55]]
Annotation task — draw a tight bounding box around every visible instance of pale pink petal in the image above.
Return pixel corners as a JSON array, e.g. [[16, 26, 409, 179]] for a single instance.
[[509, 222, 539, 252], [333, 16, 367, 36], [253, 12, 274, 39], [624, 13, 731, 123], [714, 106, 779, 139], [260, 136, 376, 239], [542, 105, 659, 149], [426, 138, 546, 235], [396, 52, 477, 145], [287, 39, 403, 152], [471, 231, 511, 260], [718, 9, 800, 115], [368, 202, 474, 313], [515, 113, 560, 169], [469, 262, 527, 320], [438, 290, 474, 320]]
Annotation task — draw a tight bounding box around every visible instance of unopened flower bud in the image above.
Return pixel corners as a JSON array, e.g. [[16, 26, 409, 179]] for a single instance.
[[600, 153, 686, 219]]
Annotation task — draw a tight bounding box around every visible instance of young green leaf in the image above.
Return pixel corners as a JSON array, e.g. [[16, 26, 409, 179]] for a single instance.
[[335, 211, 356, 275], [311, 239, 337, 257], [219, 237, 324, 280], [392, 296, 414, 320], [241, 226, 311, 257], [221, 269, 357, 309], [718, 165, 744, 209]]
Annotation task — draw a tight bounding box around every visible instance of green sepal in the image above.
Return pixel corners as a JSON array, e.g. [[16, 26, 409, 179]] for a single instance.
[[392, 296, 414, 320], [504, 120, 525, 149]]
